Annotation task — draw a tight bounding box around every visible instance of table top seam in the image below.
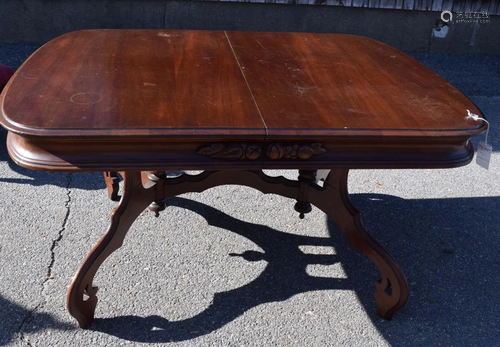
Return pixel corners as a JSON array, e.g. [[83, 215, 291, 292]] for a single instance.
[[224, 31, 268, 137]]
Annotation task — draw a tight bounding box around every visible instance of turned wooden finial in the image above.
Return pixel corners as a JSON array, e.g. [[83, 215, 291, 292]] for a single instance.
[[294, 170, 317, 219], [146, 171, 167, 216]]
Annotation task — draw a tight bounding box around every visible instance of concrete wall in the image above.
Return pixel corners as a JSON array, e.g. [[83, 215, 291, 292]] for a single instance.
[[0, 0, 498, 54]]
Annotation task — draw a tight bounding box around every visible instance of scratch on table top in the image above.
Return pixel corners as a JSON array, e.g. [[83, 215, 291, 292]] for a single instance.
[[152, 47, 162, 60], [70, 92, 103, 105], [21, 69, 43, 80], [296, 83, 317, 95]]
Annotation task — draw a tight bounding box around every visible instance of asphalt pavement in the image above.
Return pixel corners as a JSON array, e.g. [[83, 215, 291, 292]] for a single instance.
[[0, 44, 499, 346]]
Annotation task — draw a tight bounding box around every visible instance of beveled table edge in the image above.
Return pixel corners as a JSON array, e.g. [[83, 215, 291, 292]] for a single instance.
[[7, 131, 476, 172], [1, 87, 487, 140], [0, 86, 487, 138]]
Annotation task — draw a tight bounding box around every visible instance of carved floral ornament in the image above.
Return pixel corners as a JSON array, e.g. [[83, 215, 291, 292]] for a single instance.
[[197, 143, 326, 160]]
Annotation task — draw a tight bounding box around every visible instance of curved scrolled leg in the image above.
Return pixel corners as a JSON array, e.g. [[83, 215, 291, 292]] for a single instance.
[[309, 169, 408, 319], [67, 172, 155, 328]]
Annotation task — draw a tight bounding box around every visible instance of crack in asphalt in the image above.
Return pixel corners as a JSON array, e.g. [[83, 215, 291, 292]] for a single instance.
[[17, 173, 73, 346], [46, 173, 73, 279]]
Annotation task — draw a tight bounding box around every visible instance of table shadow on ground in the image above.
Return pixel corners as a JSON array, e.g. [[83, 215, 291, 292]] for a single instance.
[[90, 193, 500, 345], [0, 295, 74, 345]]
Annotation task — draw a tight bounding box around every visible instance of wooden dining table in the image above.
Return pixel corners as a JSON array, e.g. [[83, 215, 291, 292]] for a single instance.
[[0, 29, 486, 328]]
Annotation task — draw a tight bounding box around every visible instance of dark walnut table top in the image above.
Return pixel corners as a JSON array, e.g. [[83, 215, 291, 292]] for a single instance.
[[0, 30, 486, 171]]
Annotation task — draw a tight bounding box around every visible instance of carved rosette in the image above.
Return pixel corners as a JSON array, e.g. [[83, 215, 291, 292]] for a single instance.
[[266, 143, 326, 160], [197, 142, 326, 160], [197, 143, 261, 160]]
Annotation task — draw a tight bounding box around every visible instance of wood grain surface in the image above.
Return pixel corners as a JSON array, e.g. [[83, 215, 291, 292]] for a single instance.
[[0, 29, 487, 171], [226, 31, 484, 137], [1, 30, 265, 137]]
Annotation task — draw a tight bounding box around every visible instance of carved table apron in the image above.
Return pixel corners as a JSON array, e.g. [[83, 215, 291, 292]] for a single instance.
[[0, 30, 486, 328]]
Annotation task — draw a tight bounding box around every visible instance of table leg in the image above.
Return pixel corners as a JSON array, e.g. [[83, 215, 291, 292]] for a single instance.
[[67, 171, 155, 328], [157, 169, 407, 318], [309, 169, 408, 319], [103, 172, 120, 201], [70, 169, 406, 327]]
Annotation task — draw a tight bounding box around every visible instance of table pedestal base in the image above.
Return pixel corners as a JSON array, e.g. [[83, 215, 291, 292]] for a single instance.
[[67, 169, 408, 328]]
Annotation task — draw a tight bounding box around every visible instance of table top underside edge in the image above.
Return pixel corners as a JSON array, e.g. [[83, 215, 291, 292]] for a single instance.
[[6, 131, 477, 171]]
